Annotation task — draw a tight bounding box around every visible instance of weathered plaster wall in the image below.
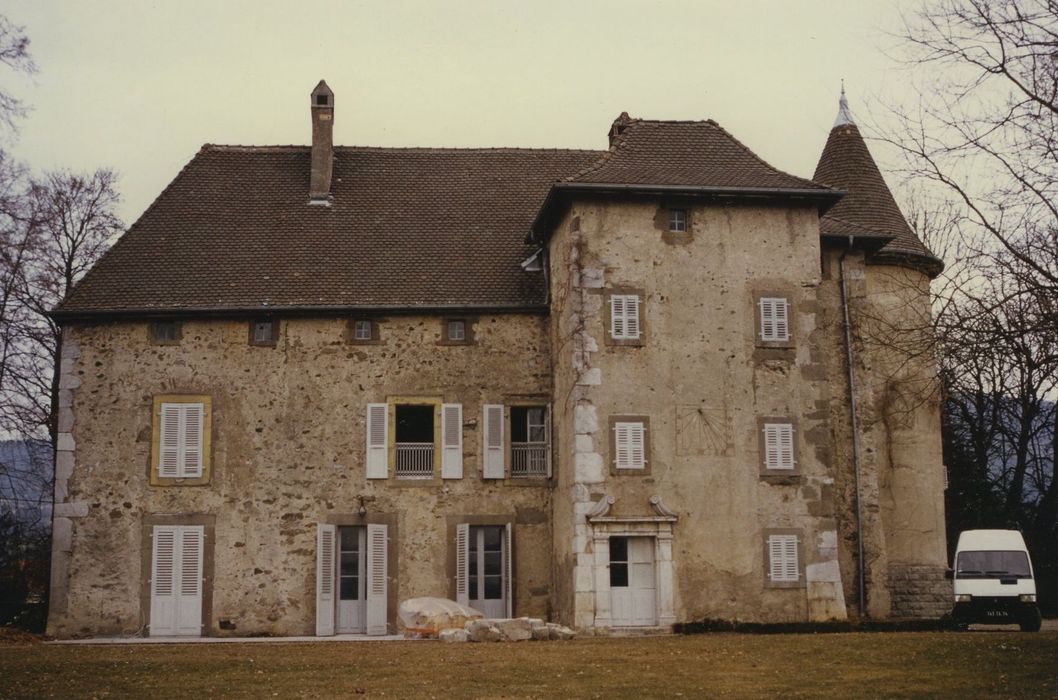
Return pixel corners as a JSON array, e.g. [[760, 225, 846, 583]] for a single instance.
[[48, 314, 552, 638], [549, 199, 849, 628]]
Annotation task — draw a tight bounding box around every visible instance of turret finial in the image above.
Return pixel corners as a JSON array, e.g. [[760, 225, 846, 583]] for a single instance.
[[834, 81, 855, 128]]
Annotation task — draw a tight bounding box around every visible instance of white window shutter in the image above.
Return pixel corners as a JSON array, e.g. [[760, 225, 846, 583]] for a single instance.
[[175, 526, 204, 635], [150, 526, 178, 635], [366, 523, 388, 635], [504, 523, 513, 618], [159, 405, 181, 478], [768, 534, 799, 583], [763, 423, 795, 470], [441, 403, 463, 479], [545, 404, 553, 478], [610, 295, 625, 338], [482, 404, 505, 479], [625, 296, 640, 339], [365, 403, 388, 479], [614, 421, 646, 469], [315, 523, 336, 636], [181, 404, 204, 478], [759, 297, 790, 342], [455, 523, 470, 608]]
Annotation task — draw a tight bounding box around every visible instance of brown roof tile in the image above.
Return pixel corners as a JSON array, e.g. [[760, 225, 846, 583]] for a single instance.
[[566, 118, 830, 191], [55, 146, 602, 316], [813, 123, 943, 274]]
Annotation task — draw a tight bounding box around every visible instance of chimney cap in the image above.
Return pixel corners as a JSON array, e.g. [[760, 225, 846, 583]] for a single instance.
[[311, 80, 334, 106]]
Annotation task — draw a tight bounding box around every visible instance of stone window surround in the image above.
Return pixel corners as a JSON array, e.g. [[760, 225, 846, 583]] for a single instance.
[[139, 513, 216, 637], [248, 319, 278, 347], [347, 318, 384, 345], [505, 399, 551, 482], [756, 416, 801, 479], [762, 527, 806, 589], [586, 495, 677, 630], [752, 289, 795, 350], [321, 511, 399, 635], [603, 287, 647, 347], [608, 415, 651, 476], [150, 394, 213, 486], [386, 395, 443, 486]]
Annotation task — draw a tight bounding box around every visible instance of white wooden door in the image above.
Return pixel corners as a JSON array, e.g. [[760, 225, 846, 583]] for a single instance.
[[337, 526, 367, 633], [468, 525, 507, 618], [150, 525, 204, 637], [609, 536, 657, 627]]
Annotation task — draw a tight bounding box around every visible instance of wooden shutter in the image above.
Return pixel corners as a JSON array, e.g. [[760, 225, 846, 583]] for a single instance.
[[759, 297, 790, 342], [181, 404, 204, 478], [149, 526, 178, 636], [441, 403, 463, 479], [159, 405, 182, 478], [763, 423, 795, 470], [366, 523, 388, 635], [455, 523, 470, 607], [625, 296, 640, 339], [175, 526, 204, 635], [504, 523, 513, 618], [482, 404, 505, 479], [768, 534, 799, 583], [614, 421, 646, 469], [610, 295, 625, 338], [316, 524, 336, 636], [365, 403, 388, 479], [545, 404, 553, 478]]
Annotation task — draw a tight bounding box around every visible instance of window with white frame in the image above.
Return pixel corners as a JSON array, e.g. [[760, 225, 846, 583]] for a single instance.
[[610, 294, 641, 341], [613, 420, 646, 470], [758, 297, 790, 342], [447, 319, 466, 342], [668, 208, 687, 233], [251, 320, 276, 345], [767, 533, 800, 583], [353, 319, 373, 341], [762, 422, 795, 471]]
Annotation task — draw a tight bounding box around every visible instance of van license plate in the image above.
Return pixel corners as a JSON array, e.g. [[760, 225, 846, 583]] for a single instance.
[[985, 610, 1007, 618]]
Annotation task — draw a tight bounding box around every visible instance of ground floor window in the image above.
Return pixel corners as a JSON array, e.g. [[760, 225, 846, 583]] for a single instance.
[[456, 522, 512, 619]]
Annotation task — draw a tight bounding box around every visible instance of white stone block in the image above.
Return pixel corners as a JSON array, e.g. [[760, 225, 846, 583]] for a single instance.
[[58, 373, 81, 390], [574, 452, 604, 484], [54, 501, 89, 518], [806, 559, 842, 583], [575, 435, 594, 453], [582, 335, 598, 353], [61, 340, 81, 360], [570, 483, 590, 502], [52, 517, 73, 552], [57, 407, 74, 433], [55, 451, 75, 481], [56, 433, 75, 452], [574, 404, 598, 434], [577, 368, 602, 386], [58, 390, 74, 409], [580, 267, 605, 288], [439, 628, 468, 643]]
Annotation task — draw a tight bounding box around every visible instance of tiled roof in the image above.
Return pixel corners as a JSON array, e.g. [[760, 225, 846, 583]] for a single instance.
[[565, 117, 831, 192], [813, 123, 943, 274], [54, 146, 602, 316]]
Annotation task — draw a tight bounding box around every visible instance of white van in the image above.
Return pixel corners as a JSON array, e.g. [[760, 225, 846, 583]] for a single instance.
[[950, 529, 1041, 631]]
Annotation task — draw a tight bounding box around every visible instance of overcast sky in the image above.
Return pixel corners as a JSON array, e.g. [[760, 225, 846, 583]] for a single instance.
[[4, 0, 916, 225]]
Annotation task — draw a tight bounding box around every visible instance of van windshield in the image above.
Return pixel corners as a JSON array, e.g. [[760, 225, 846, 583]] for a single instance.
[[955, 550, 1032, 579]]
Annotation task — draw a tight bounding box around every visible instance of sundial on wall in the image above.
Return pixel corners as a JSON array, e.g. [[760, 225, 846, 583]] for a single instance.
[[676, 405, 732, 456]]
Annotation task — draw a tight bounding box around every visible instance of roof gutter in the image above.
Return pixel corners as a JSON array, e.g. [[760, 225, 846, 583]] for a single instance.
[[49, 302, 550, 323]]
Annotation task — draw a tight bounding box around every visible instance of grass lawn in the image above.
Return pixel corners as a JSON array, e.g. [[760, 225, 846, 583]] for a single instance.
[[2, 631, 1057, 699]]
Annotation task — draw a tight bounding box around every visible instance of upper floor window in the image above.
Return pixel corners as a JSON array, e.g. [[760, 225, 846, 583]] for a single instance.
[[612, 418, 648, 471], [151, 395, 211, 485], [758, 297, 790, 343], [510, 406, 549, 478], [151, 321, 181, 345], [354, 319, 373, 341], [610, 294, 641, 341], [762, 422, 796, 471], [250, 319, 276, 346], [668, 208, 687, 233], [447, 319, 466, 342]]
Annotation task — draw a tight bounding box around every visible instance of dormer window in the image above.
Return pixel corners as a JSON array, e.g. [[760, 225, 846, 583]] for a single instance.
[[668, 208, 687, 233], [447, 320, 466, 342], [354, 320, 372, 341], [250, 320, 277, 346]]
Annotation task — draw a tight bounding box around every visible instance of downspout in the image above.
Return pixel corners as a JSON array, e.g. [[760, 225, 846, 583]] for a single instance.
[[839, 236, 866, 618]]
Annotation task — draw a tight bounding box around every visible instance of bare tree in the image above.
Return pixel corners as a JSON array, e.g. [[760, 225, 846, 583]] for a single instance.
[[0, 14, 36, 133]]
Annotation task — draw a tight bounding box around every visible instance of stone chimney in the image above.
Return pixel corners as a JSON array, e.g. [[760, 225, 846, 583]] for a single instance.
[[309, 80, 335, 202]]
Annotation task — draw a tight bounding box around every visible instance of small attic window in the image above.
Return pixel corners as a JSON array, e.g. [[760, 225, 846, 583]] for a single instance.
[[316, 94, 328, 106], [668, 209, 688, 233]]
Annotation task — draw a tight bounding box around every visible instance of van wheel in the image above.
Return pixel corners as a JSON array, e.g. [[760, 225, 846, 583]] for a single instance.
[[1019, 609, 1042, 632]]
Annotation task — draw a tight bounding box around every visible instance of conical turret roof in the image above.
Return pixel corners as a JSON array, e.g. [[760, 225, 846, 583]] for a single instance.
[[813, 91, 942, 275]]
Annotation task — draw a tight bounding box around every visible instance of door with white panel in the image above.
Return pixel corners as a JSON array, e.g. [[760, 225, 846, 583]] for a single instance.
[[467, 525, 508, 619], [150, 525, 204, 637], [609, 536, 657, 627]]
